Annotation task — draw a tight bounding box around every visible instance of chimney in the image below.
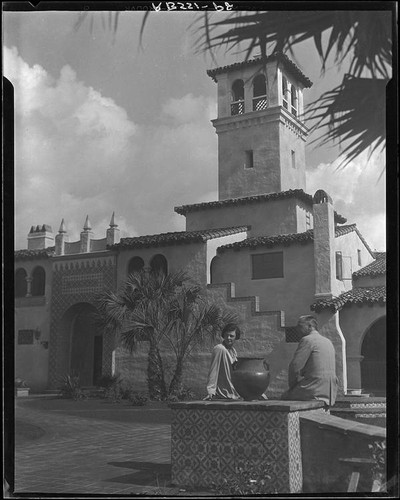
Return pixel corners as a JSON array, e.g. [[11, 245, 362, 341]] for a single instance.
[[80, 215, 93, 253], [55, 219, 69, 256], [27, 224, 54, 250], [313, 190, 338, 299], [106, 212, 120, 246]]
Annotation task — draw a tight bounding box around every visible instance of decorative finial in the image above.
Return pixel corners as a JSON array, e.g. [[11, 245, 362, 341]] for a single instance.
[[58, 219, 67, 233], [109, 212, 118, 228], [83, 215, 92, 231]]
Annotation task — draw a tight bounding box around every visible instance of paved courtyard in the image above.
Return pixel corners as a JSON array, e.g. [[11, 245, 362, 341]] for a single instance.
[[11, 395, 200, 496]]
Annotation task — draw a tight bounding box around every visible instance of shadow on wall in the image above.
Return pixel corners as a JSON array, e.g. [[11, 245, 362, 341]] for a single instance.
[[106, 461, 171, 486], [264, 339, 294, 397]]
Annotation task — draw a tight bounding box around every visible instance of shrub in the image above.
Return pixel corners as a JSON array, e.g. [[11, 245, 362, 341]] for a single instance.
[[102, 377, 147, 404], [369, 440, 386, 491], [166, 386, 196, 402], [58, 374, 86, 400], [96, 374, 121, 389], [129, 392, 148, 406]]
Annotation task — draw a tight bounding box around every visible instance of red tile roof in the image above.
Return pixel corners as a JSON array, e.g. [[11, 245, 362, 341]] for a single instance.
[[207, 53, 313, 88], [111, 226, 249, 250], [311, 286, 386, 312], [353, 253, 386, 278], [218, 224, 364, 252], [175, 189, 347, 224], [14, 247, 55, 261]]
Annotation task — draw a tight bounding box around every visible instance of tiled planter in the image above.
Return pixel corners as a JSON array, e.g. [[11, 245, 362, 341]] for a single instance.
[[170, 400, 325, 493]]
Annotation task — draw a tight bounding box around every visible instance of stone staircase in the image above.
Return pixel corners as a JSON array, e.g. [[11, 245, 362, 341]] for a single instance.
[[331, 396, 386, 428]]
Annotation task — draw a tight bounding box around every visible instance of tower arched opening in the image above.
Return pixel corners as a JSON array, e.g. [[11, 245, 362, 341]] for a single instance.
[[253, 74, 268, 111], [231, 79, 245, 115]]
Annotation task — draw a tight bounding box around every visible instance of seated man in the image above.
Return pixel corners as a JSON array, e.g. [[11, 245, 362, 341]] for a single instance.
[[281, 315, 338, 407]]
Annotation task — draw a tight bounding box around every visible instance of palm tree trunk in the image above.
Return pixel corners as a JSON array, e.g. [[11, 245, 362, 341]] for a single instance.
[[168, 358, 184, 396], [147, 340, 167, 400]]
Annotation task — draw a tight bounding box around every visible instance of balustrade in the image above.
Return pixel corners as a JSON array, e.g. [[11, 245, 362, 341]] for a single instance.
[[253, 95, 268, 111], [231, 99, 244, 115]]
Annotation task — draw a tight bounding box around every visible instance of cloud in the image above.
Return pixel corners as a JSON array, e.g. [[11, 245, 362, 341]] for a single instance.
[[306, 152, 386, 250], [5, 47, 218, 249], [8, 45, 384, 254]]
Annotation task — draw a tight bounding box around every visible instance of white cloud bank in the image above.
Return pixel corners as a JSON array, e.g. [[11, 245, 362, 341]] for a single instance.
[[6, 47, 385, 252], [5, 47, 218, 249], [306, 154, 386, 251]]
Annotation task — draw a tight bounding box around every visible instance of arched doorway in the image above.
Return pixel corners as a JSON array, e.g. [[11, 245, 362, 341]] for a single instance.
[[60, 303, 102, 387], [361, 316, 386, 395]]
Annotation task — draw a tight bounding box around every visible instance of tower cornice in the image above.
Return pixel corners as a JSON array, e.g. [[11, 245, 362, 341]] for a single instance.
[[211, 106, 309, 139]]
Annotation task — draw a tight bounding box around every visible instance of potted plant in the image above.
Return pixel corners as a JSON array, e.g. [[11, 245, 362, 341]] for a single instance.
[[15, 377, 30, 397]]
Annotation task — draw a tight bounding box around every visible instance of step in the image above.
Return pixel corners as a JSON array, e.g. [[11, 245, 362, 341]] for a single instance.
[[331, 407, 386, 416], [334, 396, 386, 410], [331, 409, 386, 428]]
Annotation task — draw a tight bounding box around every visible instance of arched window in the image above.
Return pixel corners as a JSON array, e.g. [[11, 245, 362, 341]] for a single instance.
[[31, 266, 46, 296], [290, 85, 298, 116], [210, 256, 220, 284], [231, 80, 245, 115], [15, 268, 27, 297], [150, 254, 168, 276], [282, 76, 289, 109], [252, 74, 268, 111], [128, 256, 145, 275]]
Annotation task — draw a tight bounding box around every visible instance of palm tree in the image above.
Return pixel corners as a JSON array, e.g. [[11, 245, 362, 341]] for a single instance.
[[95, 269, 187, 400], [162, 283, 239, 395], [95, 269, 239, 399]]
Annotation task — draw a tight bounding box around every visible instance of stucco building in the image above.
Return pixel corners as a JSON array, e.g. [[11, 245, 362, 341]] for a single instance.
[[14, 54, 386, 397]]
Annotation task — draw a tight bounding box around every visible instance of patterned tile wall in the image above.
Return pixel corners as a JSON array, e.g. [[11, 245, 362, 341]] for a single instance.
[[48, 257, 117, 387], [171, 407, 315, 493]]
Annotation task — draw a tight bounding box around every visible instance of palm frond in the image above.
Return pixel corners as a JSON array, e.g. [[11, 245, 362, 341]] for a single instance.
[[139, 12, 150, 50], [195, 10, 391, 166], [305, 75, 387, 167]]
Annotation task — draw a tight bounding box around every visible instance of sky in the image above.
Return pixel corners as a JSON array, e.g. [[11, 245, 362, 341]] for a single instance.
[[3, 8, 387, 251]]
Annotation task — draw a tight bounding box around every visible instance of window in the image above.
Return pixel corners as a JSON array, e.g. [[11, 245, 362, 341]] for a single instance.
[[252, 74, 268, 111], [357, 249, 362, 266], [128, 256, 145, 275], [150, 254, 168, 276], [291, 150, 296, 169], [15, 268, 27, 297], [231, 79, 245, 115], [252, 252, 284, 279], [282, 76, 288, 110], [290, 85, 298, 116], [210, 256, 219, 284], [244, 150, 254, 169], [336, 251, 343, 280], [18, 329, 34, 345], [31, 266, 45, 296]]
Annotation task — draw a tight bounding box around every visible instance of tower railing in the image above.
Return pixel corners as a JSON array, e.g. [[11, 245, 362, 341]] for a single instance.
[[252, 95, 268, 111], [230, 99, 244, 115]]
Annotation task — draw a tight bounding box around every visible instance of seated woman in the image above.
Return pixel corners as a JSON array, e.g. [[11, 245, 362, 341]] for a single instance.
[[204, 323, 241, 400]]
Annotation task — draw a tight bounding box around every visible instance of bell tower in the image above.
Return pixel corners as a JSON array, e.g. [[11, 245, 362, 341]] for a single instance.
[[207, 53, 312, 200]]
